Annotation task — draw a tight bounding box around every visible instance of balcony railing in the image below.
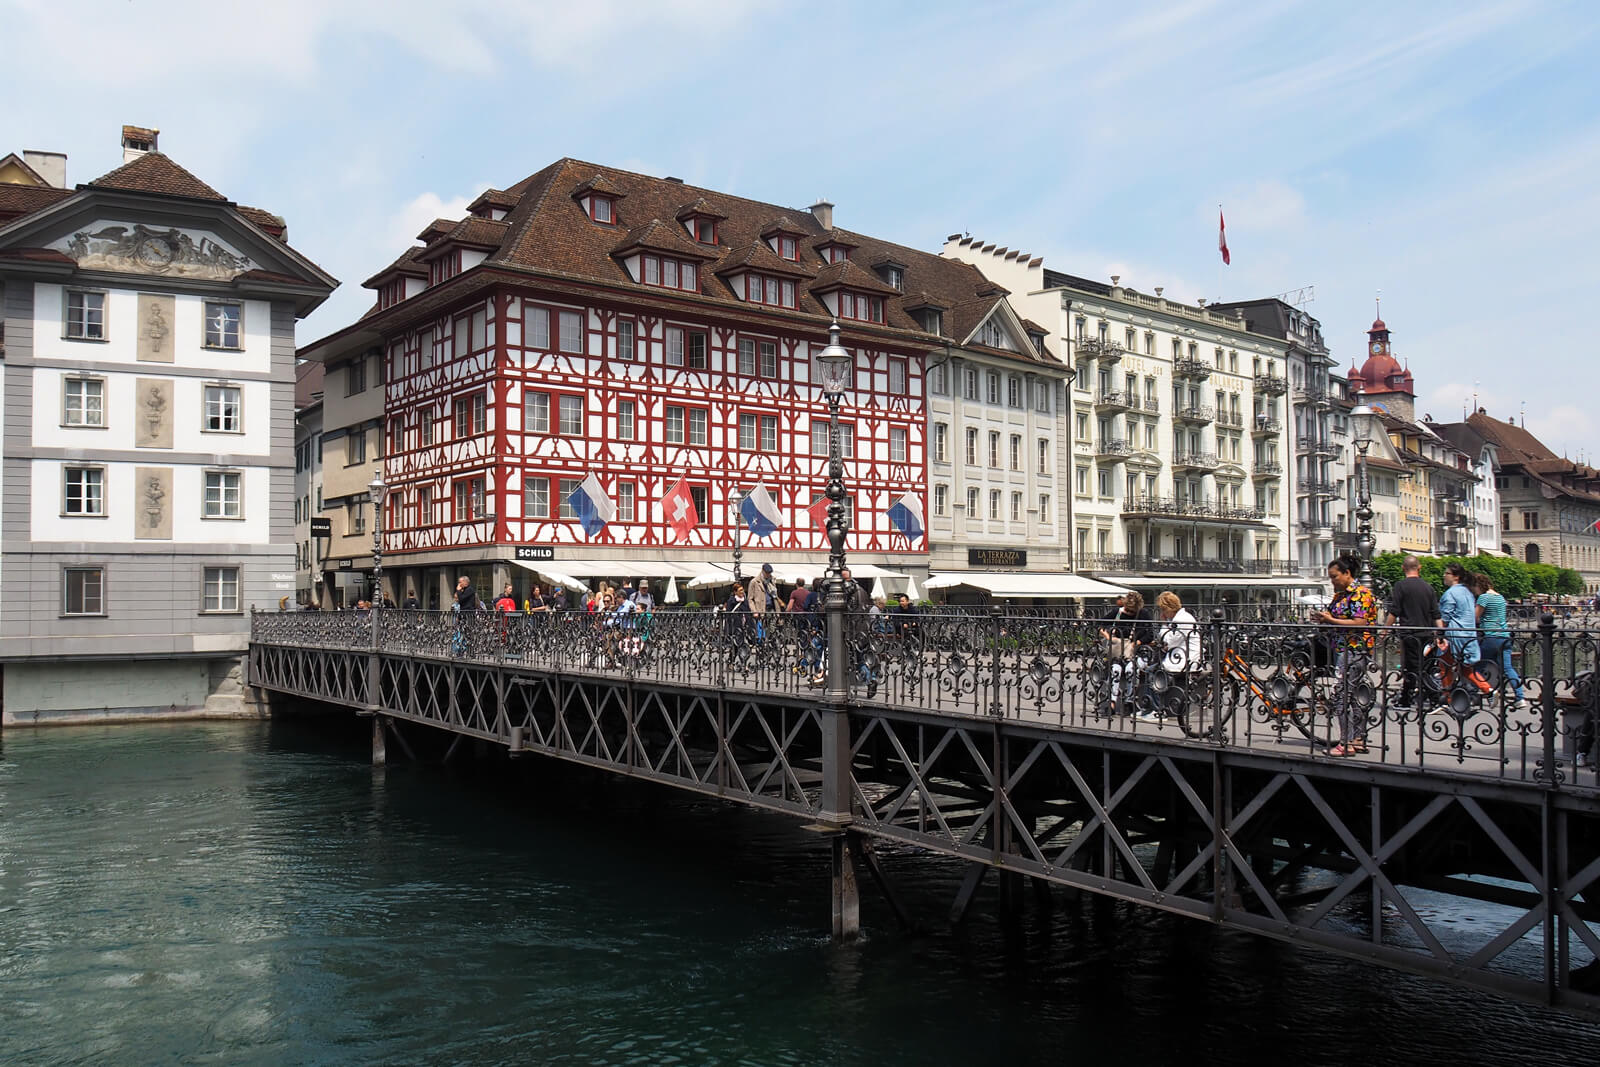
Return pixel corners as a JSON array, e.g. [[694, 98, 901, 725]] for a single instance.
[[1217, 410, 1245, 428], [1095, 438, 1135, 458], [1142, 396, 1161, 414], [1123, 496, 1268, 523], [1438, 508, 1471, 528], [1296, 438, 1339, 457], [1252, 460, 1283, 477], [1251, 417, 1283, 435], [1298, 519, 1335, 536], [1079, 337, 1124, 363], [1173, 403, 1215, 423], [1303, 479, 1341, 497], [1253, 373, 1289, 396], [1081, 553, 1297, 576], [1173, 357, 1212, 381], [1172, 450, 1221, 471], [1093, 391, 1139, 413]]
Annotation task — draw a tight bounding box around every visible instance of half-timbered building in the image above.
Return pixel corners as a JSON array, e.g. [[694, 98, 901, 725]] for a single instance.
[[302, 160, 1007, 605]]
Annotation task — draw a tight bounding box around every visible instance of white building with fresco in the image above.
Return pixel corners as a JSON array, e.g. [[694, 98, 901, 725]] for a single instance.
[[0, 127, 334, 722]]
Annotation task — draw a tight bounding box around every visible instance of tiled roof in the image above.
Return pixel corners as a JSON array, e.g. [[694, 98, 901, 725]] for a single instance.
[[675, 197, 728, 221], [810, 257, 899, 296], [0, 183, 72, 224], [295, 360, 325, 409], [467, 188, 522, 214], [441, 216, 510, 249], [345, 157, 1056, 362], [1465, 410, 1557, 465], [416, 218, 457, 244], [611, 217, 716, 261], [237, 205, 286, 238], [87, 152, 227, 201]]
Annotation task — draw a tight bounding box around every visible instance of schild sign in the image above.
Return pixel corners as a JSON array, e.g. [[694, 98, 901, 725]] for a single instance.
[[309, 517, 332, 536], [514, 546, 555, 561]]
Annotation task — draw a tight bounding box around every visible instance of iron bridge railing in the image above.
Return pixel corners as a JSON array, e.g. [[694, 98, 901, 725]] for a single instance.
[[251, 609, 1600, 790]]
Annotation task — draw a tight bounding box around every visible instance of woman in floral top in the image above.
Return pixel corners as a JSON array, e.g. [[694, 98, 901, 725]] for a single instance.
[[1312, 554, 1378, 756]]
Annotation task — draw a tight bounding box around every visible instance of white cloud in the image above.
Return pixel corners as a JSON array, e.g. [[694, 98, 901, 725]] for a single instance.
[[390, 191, 477, 253]]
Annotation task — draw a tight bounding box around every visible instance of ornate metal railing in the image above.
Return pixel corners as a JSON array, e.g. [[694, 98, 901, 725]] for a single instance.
[[252, 610, 1600, 789]]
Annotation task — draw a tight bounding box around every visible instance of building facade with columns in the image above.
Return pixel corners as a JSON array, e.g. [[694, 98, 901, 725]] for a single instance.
[[940, 237, 1302, 602], [0, 127, 334, 721]]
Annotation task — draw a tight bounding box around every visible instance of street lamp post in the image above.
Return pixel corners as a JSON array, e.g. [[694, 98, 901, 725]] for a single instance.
[[729, 486, 744, 587], [368, 468, 388, 610], [816, 321, 854, 703], [1349, 390, 1377, 582]]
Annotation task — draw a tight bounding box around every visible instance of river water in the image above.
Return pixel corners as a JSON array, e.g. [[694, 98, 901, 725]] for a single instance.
[[1, 716, 1595, 1065]]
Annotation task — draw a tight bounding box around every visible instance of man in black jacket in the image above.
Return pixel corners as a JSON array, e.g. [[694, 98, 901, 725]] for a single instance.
[[1384, 555, 1437, 710], [455, 576, 480, 612]]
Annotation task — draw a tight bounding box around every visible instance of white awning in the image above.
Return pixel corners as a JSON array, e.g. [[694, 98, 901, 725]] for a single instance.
[[510, 561, 589, 594], [924, 571, 1129, 598], [687, 560, 906, 588], [515, 559, 706, 580], [1121, 574, 1321, 589]]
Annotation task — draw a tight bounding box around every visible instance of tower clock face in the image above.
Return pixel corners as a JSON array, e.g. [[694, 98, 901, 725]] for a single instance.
[[1370, 341, 1382, 355]]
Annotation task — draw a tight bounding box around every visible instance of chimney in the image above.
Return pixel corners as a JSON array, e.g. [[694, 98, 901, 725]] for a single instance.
[[121, 125, 159, 163], [22, 150, 66, 189], [809, 199, 833, 230]]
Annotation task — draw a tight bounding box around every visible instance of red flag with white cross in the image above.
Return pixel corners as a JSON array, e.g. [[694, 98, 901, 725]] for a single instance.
[[661, 478, 698, 542]]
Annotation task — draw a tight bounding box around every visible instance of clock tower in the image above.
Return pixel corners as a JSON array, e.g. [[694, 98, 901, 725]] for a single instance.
[[1348, 313, 1415, 421]]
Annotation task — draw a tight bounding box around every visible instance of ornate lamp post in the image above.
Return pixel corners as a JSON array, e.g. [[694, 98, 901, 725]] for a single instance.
[[816, 321, 854, 701], [729, 486, 744, 587], [368, 468, 388, 610], [1349, 390, 1377, 581]]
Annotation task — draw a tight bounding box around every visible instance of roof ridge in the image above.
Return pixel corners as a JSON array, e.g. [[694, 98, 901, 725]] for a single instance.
[[86, 151, 228, 202]]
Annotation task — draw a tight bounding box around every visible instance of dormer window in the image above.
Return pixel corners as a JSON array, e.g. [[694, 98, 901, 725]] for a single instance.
[[777, 236, 798, 260], [641, 254, 698, 292], [692, 218, 717, 244], [590, 196, 616, 224], [921, 309, 943, 335], [745, 274, 797, 309], [884, 266, 903, 289], [837, 291, 883, 324], [820, 243, 849, 264], [974, 317, 1016, 351]]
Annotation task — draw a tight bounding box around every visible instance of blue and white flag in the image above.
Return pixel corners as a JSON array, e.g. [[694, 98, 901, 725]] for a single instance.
[[887, 490, 925, 542], [739, 483, 782, 539], [567, 472, 615, 537]]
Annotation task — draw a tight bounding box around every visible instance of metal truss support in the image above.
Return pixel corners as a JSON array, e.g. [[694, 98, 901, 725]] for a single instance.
[[854, 834, 912, 931]]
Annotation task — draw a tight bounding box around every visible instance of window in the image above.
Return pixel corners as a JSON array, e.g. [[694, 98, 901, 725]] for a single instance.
[[987, 373, 1000, 405], [1523, 511, 1539, 530], [966, 487, 979, 514], [63, 566, 104, 615], [204, 471, 242, 518], [456, 477, 487, 521], [688, 331, 708, 369], [934, 422, 948, 462], [963, 368, 979, 400], [738, 339, 757, 375], [1075, 412, 1089, 440], [197, 383, 242, 433], [689, 408, 707, 445], [558, 395, 584, 436], [64, 466, 105, 516], [929, 363, 947, 395], [616, 482, 636, 523], [617, 319, 636, 360], [1098, 468, 1111, 497], [589, 195, 615, 223], [1039, 494, 1051, 522], [889, 359, 907, 396], [988, 431, 1000, 467], [617, 399, 635, 440], [1035, 382, 1050, 413], [1037, 438, 1049, 474], [1009, 434, 1021, 471], [777, 235, 798, 260], [524, 477, 549, 519], [739, 413, 777, 451], [666, 405, 686, 444], [453, 392, 487, 437], [641, 255, 698, 292], [966, 427, 978, 465], [525, 393, 549, 434], [746, 274, 797, 309], [934, 484, 948, 515], [666, 327, 685, 366], [63, 377, 105, 427], [890, 427, 908, 462], [345, 359, 366, 396], [202, 566, 240, 613], [1011, 492, 1022, 521], [989, 490, 1000, 520], [204, 302, 241, 349], [836, 291, 884, 323], [65, 290, 106, 340], [1007, 376, 1021, 408], [558, 311, 584, 354], [975, 317, 1013, 350], [692, 218, 717, 245], [526, 306, 550, 350], [758, 341, 777, 378]]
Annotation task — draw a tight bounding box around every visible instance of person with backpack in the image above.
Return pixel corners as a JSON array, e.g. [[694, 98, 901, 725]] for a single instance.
[[1438, 563, 1493, 700]]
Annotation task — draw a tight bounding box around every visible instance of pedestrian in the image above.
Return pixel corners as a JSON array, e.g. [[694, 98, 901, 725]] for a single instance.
[[1384, 555, 1436, 711], [747, 563, 778, 619], [403, 588, 420, 610], [1104, 590, 1152, 714], [495, 583, 517, 614], [455, 576, 479, 612], [1438, 563, 1493, 697], [788, 578, 809, 614], [550, 586, 568, 612], [1314, 555, 1379, 756], [1144, 591, 1200, 725], [526, 584, 548, 614], [1471, 572, 1527, 710], [632, 578, 655, 612]]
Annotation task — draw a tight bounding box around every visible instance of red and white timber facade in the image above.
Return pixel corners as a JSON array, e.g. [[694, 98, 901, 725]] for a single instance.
[[303, 160, 971, 607]]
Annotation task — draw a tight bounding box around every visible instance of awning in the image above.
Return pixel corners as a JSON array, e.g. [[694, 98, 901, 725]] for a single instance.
[[1119, 574, 1320, 589], [687, 560, 906, 588], [924, 571, 1129, 598], [516, 559, 706, 580], [510, 561, 589, 594]]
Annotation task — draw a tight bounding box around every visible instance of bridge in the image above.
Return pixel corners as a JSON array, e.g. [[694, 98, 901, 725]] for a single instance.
[[249, 607, 1600, 1015]]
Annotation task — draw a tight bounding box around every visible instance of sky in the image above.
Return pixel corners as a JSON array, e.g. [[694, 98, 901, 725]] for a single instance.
[[6, 0, 1597, 457]]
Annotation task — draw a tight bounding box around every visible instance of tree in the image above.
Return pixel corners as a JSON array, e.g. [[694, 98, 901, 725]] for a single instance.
[[1556, 567, 1586, 596]]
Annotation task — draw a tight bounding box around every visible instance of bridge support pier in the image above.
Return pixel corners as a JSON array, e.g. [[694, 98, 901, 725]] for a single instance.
[[831, 833, 860, 940], [371, 714, 386, 767]]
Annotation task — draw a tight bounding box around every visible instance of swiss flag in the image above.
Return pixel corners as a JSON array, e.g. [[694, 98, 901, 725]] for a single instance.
[[661, 478, 698, 542], [1219, 209, 1230, 266], [807, 494, 832, 534]]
